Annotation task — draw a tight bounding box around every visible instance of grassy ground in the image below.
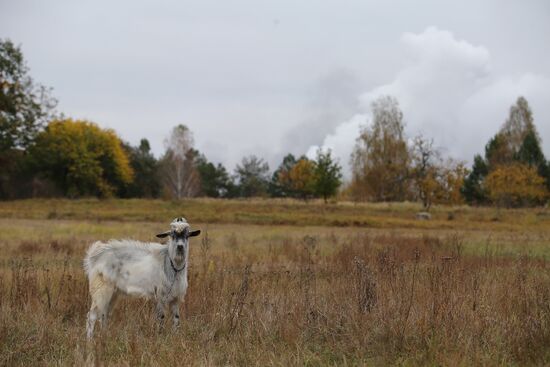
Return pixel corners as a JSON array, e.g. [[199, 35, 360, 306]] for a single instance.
[[1, 199, 550, 365], [1, 197, 550, 230]]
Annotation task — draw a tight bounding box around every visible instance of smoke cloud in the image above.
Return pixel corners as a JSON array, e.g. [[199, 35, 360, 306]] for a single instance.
[[307, 27, 550, 177]]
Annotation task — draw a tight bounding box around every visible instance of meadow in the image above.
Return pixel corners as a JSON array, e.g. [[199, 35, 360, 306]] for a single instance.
[[1, 199, 550, 366]]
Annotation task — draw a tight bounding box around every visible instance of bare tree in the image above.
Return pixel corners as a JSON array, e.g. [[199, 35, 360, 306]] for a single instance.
[[411, 134, 441, 210], [161, 125, 200, 199]]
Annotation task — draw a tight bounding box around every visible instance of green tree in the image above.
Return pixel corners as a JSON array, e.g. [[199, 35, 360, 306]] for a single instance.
[[515, 129, 550, 191], [195, 153, 233, 198], [121, 139, 161, 198], [313, 149, 342, 203], [269, 154, 297, 197], [0, 39, 57, 198], [461, 154, 489, 205], [485, 133, 511, 169], [29, 119, 133, 197], [234, 155, 270, 197], [0, 39, 56, 152], [516, 129, 545, 167]]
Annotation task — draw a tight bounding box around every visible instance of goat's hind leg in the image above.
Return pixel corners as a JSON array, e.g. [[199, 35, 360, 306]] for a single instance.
[[87, 275, 116, 339]]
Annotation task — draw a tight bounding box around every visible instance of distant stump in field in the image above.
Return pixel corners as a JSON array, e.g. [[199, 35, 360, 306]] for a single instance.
[[415, 212, 431, 220]]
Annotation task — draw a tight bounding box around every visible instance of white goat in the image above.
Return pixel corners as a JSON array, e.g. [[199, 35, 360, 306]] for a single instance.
[[83, 217, 200, 339]]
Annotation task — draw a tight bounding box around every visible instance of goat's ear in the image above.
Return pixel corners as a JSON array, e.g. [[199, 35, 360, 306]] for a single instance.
[[156, 231, 170, 239], [189, 229, 201, 237]]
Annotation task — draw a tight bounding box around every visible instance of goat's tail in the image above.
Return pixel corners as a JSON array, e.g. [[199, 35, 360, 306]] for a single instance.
[[83, 241, 108, 279]]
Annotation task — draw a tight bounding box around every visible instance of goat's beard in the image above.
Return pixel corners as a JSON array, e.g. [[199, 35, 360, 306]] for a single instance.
[[174, 247, 186, 263]]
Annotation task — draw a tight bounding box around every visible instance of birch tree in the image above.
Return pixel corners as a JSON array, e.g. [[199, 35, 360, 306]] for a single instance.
[[161, 124, 200, 199]]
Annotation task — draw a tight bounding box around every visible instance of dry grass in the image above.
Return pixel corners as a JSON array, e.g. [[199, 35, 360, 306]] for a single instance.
[[1, 197, 549, 231], [1, 200, 550, 366]]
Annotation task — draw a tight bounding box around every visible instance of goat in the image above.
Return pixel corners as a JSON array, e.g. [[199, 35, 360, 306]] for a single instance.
[[83, 217, 200, 339]]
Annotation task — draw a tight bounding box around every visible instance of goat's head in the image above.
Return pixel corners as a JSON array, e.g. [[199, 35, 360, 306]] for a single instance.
[[156, 217, 201, 264]]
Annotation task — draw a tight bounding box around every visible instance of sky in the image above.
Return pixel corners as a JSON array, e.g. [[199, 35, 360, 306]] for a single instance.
[[1, 0, 549, 177]]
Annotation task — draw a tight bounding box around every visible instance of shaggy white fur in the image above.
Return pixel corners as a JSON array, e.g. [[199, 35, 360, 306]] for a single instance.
[[84, 218, 199, 339]]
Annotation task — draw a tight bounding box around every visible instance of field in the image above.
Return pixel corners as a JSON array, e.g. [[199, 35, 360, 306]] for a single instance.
[[1, 199, 550, 366]]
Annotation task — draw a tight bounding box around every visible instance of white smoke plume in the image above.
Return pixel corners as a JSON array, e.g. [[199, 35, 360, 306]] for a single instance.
[[307, 27, 550, 177]]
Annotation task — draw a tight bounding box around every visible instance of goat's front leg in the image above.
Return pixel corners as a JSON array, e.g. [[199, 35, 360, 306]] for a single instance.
[[169, 299, 181, 330], [155, 301, 166, 332]]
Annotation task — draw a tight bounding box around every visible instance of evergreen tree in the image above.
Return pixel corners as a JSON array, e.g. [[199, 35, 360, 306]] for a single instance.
[[195, 153, 233, 198], [461, 154, 488, 205], [269, 154, 297, 197], [516, 129, 550, 191], [234, 155, 270, 197], [313, 149, 342, 203], [122, 139, 161, 198], [516, 129, 545, 166], [485, 133, 510, 169]]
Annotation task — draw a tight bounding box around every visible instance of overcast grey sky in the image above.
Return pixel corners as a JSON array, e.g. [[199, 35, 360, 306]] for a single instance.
[[2, 0, 549, 176]]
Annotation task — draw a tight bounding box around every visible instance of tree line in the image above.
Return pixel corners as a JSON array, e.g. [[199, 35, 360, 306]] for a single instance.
[[0, 39, 342, 201], [1, 38, 549, 206], [348, 95, 549, 208], [2, 119, 343, 201]]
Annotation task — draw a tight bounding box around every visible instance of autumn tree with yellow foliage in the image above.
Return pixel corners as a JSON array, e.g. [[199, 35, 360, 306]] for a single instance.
[[462, 96, 550, 206], [351, 96, 410, 202], [485, 163, 547, 207], [278, 157, 316, 200], [30, 119, 133, 197], [438, 161, 468, 205], [411, 135, 467, 210]]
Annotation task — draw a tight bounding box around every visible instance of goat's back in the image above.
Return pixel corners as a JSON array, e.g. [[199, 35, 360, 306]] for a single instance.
[[83, 240, 165, 280]]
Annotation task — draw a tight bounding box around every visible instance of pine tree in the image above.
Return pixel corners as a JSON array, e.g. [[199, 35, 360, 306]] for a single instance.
[[234, 155, 270, 197], [314, 149, 342, 203], [121, 138, 161, 198], [195, 153, 233, 198], [516, 129, 550, 191], [461, 154, 488, 205]]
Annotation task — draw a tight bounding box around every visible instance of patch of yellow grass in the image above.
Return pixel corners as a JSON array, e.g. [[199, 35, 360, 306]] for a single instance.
[[1, 200, 550, 365]]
